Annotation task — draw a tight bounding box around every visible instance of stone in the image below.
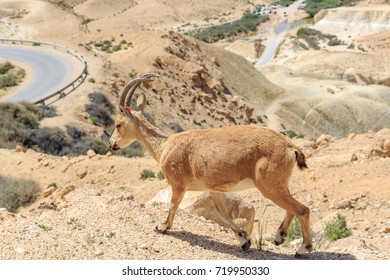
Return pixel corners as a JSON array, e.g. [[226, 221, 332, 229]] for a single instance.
[[95, 249, 104, 256], [87, 149, 96, 158], [315, 134, 332, 147], [350, 153, 358, 162], [185, 192, 255, 234], [348, 133, 356, 140], [77, 171, 88, 179], [60, 185, 76, 200], [383, 139, 390, 157], [14, 247, 26, 254], [336, 200, 353, 210], [43, 186, 57, 198]]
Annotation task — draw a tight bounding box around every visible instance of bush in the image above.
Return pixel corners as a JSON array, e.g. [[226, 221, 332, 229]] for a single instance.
[[305, 0, 355, 17], [79, 136, 109, 155], [24, 127, 71, 156], [156, 170, 165, 180], [66, 125, 86, 140], [0, 103, 42, 148], [85, 92, 115, 127], [328, 39, 343, 46], [0, 74, 18, 88], [140, 169, 156, 180], [286, 218, 302, 243], [324, 214, 352, 241], [186, 13, 267, 43], [0, 61, 14, 74], [117, 144, 145, 158], [0, 175, 41, 213], [297, 27, 340, 50]]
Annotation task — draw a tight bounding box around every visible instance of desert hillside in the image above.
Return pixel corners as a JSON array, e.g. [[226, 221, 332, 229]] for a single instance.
[[0, 0, 390, 260], [1, 128, 390, 260]]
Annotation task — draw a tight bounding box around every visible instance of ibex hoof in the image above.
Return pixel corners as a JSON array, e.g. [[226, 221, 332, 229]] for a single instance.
[[274, 231, 286, 246], [294, 244, 313, 258], [155, 223, 168, 233], [241, 239, 251, 251]]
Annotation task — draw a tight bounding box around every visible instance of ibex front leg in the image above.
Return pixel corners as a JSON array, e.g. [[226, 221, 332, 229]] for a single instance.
[[211, 192, 252, 251], [156, 186, 186, 233]]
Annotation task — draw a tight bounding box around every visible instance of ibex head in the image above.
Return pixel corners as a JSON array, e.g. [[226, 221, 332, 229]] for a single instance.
[[108, 73, 160, 150]]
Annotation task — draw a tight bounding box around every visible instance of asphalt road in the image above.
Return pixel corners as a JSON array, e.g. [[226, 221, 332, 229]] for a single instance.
[[255, 1, 302, 67], [0, 45, 74, 103], [255, 21, 289, 67]]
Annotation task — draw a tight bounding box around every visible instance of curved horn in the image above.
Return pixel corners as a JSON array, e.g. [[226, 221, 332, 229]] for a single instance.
[[119, 73, 160, 108]]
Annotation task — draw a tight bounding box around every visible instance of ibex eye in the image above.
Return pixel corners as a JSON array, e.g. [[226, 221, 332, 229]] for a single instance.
[[116, 124, 121, 129]]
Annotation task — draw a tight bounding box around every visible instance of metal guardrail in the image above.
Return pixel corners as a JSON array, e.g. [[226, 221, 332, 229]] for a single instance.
[[0, 38, 88, 105]]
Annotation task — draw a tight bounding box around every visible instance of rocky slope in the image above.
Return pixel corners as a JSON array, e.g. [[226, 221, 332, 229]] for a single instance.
[[1, 129, 389, 260]]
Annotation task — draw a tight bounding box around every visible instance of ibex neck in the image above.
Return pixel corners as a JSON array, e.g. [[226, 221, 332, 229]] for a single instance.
[[136, 114, 168, 163]]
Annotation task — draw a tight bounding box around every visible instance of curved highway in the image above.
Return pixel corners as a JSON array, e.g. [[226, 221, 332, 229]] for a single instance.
[[255, 1, 301, 67], [0, 45, 74, 103]]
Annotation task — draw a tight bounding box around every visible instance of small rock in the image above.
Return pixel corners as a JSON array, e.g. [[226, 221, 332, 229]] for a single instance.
[[43, 186, 56, 198], [15, 145, 27, 152], [348, 133, 356, 140], [77, 171, 88, 179], [95, 249, 104, 256], [336, 200, 353, 210], [355, 201, 367, 210], [383, 227, 390, 234], [350, 153, 358, 162], [60, 185, 75, 200], [14, 247, 26, 254], [315, 134, 332, 148], [140, 244, 148, 250], [383, 139, 390, 157], [87, 149, 96, 158]]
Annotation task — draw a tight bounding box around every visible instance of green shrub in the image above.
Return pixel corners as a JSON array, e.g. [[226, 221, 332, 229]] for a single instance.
[[0, 102, 42, 148], [24, 127, 71, 156], [286, 218, 302, 243], [140, 169, 156, 180], [80, 136, 109, 155], [305, 0, 355, 17], [156, 170, 165, 180], [297, 27, 341, 50], [117, 142, 145, 158], [0, 175, 41, 213], [328, 39, 343, 46], [186, 12, 267, 43], [0, 74, 18, 88], [112, 44, 121, 52], [85, 92, 114, 127], [324, 214, 352, 241], [0, 61, 14, 74]]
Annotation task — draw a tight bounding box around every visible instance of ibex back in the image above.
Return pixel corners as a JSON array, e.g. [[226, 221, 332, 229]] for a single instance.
[[108, 73, 312, 257]]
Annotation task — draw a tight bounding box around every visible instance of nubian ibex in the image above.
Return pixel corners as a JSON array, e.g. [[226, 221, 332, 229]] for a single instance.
[[108, 73, 312, 257]]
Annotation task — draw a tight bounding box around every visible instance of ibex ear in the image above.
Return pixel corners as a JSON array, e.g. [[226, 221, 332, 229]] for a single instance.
[[136, 93, 147, 112], [119, 105, 133, 119]]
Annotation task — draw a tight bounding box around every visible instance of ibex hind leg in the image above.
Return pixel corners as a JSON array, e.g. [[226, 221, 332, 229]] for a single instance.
[[257, 184, 312, 257]]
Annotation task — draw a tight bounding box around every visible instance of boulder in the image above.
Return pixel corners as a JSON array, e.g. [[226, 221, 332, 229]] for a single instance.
[[185, 192, 255, 234], [148, 188, 255, 234]]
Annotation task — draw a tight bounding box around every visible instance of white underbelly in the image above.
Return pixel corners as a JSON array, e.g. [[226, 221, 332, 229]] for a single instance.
[[187, 178, 255, 192]]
